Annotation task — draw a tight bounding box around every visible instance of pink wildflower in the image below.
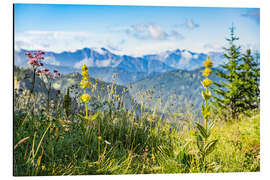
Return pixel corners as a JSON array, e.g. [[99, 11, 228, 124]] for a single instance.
[[37, 50, 45, 55], [37, 56, 44, 60]]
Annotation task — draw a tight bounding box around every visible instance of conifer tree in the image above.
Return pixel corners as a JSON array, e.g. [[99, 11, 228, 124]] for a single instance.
[[238, 49, 260, 110], [211, 26, 242, 120], [212, 26, 260, 120]]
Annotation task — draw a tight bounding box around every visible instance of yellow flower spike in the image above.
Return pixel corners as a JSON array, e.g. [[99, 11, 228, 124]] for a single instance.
[[82, 64, 88, 71], [80, 64, 91, 119], [82, 77, 89, 81], [202, 89, 211, 100], [80, 79, 91, 89], [81, 71, 89, 78], [203, 56, 213, 68], [80, 93, 90, 102], [202, 78, 213, 87], [203, 68, 212, 77]]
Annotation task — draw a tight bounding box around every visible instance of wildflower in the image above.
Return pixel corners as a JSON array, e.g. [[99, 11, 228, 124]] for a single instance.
[[203, 68, 212, 77], [82, 64, 88, 71], [25, 51, 45, 69], [80, 64, 91, 89], [28, 58, 38, 65], [202, 78, 213, 87], [54, 72, 61, 79], [37, 50, 45, 55], [80, 93, 90, 102], [203, 56, 213, 68], [202, 89, 211, 100], [80, 79, 91, 89], [37, 56, 44, 60], [81, 71, 89, 77], [80, 64, 91, 119], [41, 68, 49, 73], [98, 136, 102, 141]]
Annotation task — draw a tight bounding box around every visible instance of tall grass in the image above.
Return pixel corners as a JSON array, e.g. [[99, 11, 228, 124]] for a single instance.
[[13, 70, 260, 175]]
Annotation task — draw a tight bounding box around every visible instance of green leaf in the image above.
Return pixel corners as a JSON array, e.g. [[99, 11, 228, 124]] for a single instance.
[[206, 122, 215, 137], [206, 104, 211, 113], [204, 140, 218, 156], [207, 122, 215, 131], [195, 122, 208, 139], [202, 91, 206, 100], [201, 104, 206, 117], [75, 113, 89, 121], [196, 134, 203, 152], [91, 112, 100, 121]]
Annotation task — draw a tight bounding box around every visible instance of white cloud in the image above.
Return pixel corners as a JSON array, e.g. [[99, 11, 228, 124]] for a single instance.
[[203, 43, 223, 53], [147, 24, 167, 39], [44, 56, 61, 66], [126, 23, 184, 41], [126, 23, 168, 40], [241, 43, 260, 53], [203, 43, 260, 56], [15, 30, 113, 53], [15, 29, 238, 57], [185, 19, 199, 30], [15, 29, 186, 57], [174, 19, 200, 30]]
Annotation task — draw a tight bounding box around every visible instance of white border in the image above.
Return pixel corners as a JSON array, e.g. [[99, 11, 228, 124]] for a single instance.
[[1, 0, 270, 180], [10, 0, 264, 8]]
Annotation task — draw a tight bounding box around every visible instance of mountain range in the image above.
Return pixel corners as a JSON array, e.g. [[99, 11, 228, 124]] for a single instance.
[[14, 47, 225, 85]]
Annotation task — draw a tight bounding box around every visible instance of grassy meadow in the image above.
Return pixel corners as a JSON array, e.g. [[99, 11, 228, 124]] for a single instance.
[[13, 71, 260, 175]]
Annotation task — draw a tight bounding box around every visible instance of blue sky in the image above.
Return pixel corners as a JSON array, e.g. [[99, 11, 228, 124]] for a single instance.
[[14, 4, 260, 56]]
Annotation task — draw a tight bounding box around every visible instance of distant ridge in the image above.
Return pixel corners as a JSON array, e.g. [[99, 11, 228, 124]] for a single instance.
[[15, 47, 225, 72]]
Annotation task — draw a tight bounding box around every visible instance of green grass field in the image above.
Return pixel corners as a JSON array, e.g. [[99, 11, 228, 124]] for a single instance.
[[13, 86, 260, 175]]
